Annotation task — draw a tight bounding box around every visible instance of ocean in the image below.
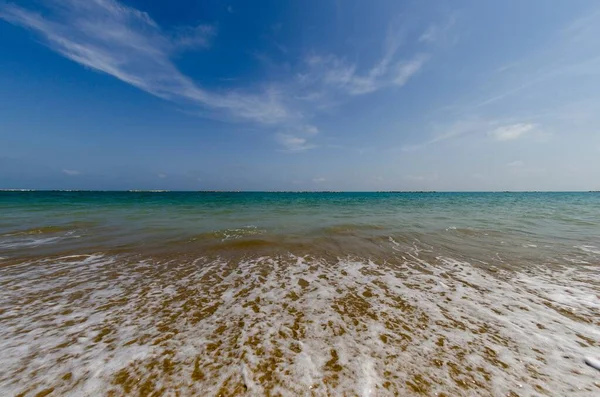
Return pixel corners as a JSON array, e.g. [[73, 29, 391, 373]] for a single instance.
[[0, 191, 599, 396]]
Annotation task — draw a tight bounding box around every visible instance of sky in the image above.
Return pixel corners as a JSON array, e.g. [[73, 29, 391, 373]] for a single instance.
[[1, 0, 600, 191]]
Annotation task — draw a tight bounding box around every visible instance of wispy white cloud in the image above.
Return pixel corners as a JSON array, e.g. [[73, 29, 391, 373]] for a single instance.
[[463, 9, 600, 112], [304, 52, 427, 96], [171, 24, 216, 50], [400, 118, 498, 151], [0, 0, 441, 153], [489, 123, 534, 141], [562, 8, 600, 45], [393, 55, 429, 86], [275, 124, 320, 151], [312, 177, 326, 183], [400, 118, 545, 152], [301, 125, 319, 135], [63, 169, 81, 176], [419, 26, 437, 43], [418, 15, 458, 45], [302, 24, 428, 96], [157, 173, 167, 178], [0, 0, 292, 125], [276, 134, 315, 152]]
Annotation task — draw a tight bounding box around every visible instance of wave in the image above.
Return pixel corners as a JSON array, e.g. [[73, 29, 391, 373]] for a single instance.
[[0, 227, 86, 251], [1, 225, 74, 237], [0, 236, 64, 250], [576, 245, 600, 255], [319, 224, 386, 236]]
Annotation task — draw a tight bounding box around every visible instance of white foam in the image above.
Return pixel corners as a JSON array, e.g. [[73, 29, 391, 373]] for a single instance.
[[576, 245, 600, 255], [219, 225, 265, 241], [0, 247, 598, 395], [0, 236, 62, 249]]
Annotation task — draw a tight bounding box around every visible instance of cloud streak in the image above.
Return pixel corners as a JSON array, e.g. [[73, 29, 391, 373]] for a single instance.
[[463, 9, 600, 112], [418, 15, 458, 46], [489, 123, 534, 141], [1, 0, 433, 151], [304, 52, 428, 96], [400, 118, 498, 151], [298, 21, 429, 98], [0, 0, 292, 125], [276, 134, 316, 152]]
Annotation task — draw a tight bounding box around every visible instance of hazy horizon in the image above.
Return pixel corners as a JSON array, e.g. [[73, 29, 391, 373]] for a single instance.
[[1, 189, 600, 193]]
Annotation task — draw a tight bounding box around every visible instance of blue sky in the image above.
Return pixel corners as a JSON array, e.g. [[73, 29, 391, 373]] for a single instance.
[[1, 0, 600, 191]]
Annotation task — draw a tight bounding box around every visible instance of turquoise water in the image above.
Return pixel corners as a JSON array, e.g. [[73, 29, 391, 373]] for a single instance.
[[1, 191, 600, 260], [1, 192, 599, 395]]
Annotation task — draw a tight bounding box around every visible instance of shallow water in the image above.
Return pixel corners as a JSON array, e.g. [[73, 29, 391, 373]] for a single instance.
[[0, 192, 599, 396]]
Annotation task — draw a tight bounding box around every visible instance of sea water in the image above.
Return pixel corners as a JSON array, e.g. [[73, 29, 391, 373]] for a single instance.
[[0, 191, 599, 395]]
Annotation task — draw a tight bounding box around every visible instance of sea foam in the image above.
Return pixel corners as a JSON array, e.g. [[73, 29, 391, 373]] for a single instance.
[[0, 242, 599, 396]]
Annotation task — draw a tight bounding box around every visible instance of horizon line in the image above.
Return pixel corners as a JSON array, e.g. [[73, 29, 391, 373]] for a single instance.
[[1, 189, 598, 193]]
